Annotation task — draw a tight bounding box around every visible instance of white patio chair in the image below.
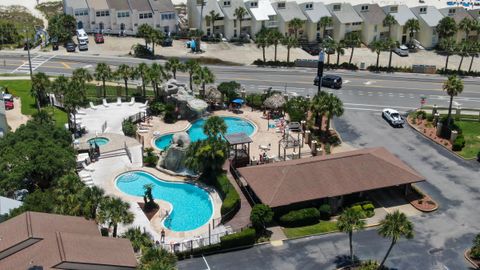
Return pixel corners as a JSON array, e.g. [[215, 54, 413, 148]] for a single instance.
[[117, 97, 122, 106], [139, 100, 148, 108], [102, 99, 110, 107], [89, 102, 97, 110], [129, 97, 135, 106]]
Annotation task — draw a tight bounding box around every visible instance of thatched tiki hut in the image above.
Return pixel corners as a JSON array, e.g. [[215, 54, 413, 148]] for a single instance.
[[205, 86, 222, 104], [264, 93, 286, 110]]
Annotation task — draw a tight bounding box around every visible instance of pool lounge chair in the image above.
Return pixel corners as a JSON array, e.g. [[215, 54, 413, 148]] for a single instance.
[[117, 97, 122, 106], [140, 100, 148, 108], [76, 109, 87, 115], [128, 97, 135, 106], [102, 99, 109, 107], [89, 102, 97, 110]]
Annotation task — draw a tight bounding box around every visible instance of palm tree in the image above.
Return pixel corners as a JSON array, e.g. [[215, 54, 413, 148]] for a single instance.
[[405, 19, 420, 45], [443, 75, 464, 128], [122, 227, 153, 253], [282, 35, 299, 63], [378, 210, 414, 270], [383, 14, 398, 39], [149, 29, 164, 57], [193, 66, 215, 98], [133, 63, 150, 97], [337, 208, 366, 264], [459, 17, 473, 40], [439, 37, 457, 70], [199, 0, 206, 33], [267, 29, 284, 62], [181, 59, 200, 90], [140, 246, 177, 270], [456, 40, 470, 72], [31, 72, 50, 112], [71, 67, 93, 89], [288, 18, 304, 39], [234, 7, 247, 38], [50, 75, 69, 107], [64, 78, 87, 133], [319, 16, 332, 39], [310, 92, 328, 126], [468, 41, 480, 73], [323, 93, 344, 132], [322, 38, 335, 64], [369, 40, 386, 69], [97, 196, 134, 237], [165, 57, 183, 79], [255, 29, 270, 62], [148, 63, 166, 98], [334, 40, 346, 66], [94, 63, 113, 98], [437, 17, 458, 40], [203, 115, 227, 139], [115, 64, 132, 97], [344, 31, 361, 65], [82, 186, 105, 219], [137, 24, 153, 47], [385, 38, 398, 69], [206, 10, 221, 36]]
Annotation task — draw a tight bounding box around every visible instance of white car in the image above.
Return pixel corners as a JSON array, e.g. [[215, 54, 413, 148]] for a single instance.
[[382, 108, 404, 127], [394, 45, 409, 57]]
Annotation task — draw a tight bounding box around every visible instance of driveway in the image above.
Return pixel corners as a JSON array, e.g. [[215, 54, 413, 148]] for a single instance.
[[178, 110, 480, 270]]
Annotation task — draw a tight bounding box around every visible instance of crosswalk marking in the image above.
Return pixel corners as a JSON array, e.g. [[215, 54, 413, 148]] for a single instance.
[[11, 54, 56, 74]]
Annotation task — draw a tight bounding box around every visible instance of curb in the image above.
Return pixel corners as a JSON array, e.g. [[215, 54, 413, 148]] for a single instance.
[[409, 185, 439, 213], [465, 249, 479, 269]]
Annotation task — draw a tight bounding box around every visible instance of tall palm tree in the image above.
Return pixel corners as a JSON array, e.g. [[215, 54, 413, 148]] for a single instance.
[[468, 41, 480, 73], [383, 14, 398, 39], [439, 37, 457, 70], [310, 91, 328, 126], [344, 31, 361, 65], [234, 7, 247, 38], [255, 29, 270, 62], [82, 186, 105, 220], [181, 59, 200, 90], [319, 16, 332, 39], [140, 246, 177, 270], [133, 63, 150, 97], [456, 40, 470, 72], [405, 19, 420, 45], [50, 75, 69, 106], [282, 35, 299, 63], [137, 24, 153, 47], [97, 196, 134, 237], [31, 72, 50, 112], [267, 29, 284, 62], [149, 29, 164, 57], [288, 18, 304, 39], [459, 17, 473, 40], [64, 78, 87, 133], [122, 227, 153, 253], [369, 40, 386, 69], [148, 63, 166, 98], [337, 208, 366, 264], [378, 210, 414, 270], [115, 64, 132, 97], [443, 75, 464, 128], [385, 38, 398, 69], [193, 66, 215, 98], [165, 57, 183, 79], [334, 40, 346, 65], [437, 16, 458, 40], [94, 63, 113, 98], [203, 115, 227, 139], [71, 67, 93, 89], [199, 0, 206, 32], [323, 93, 344, 132], [322, 38, 335, 65], [206, 10, 221, 36]]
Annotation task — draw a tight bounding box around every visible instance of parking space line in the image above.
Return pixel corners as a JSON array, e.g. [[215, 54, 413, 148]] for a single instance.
[[202, 255, 211, 270]]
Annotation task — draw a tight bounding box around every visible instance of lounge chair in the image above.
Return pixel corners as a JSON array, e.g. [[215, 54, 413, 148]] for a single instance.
[[76, 109, 87, 115], [139, 100, 148, 108], [117, 97, 122, 106], [102, 99, 109, 107], [89, 102, 97, 110], [128, 97, 135, 106], [82, 162, 95, 172]]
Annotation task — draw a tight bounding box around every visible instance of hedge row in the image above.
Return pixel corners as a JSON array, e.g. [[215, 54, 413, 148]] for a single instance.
[[452, 134, 466, 151], [279, 208, 320, 227], [220, 228, 256, 249], [214, 174, 241, 218]]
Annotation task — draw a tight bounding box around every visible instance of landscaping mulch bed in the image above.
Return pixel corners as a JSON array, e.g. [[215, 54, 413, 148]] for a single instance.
[[407, 116, 452, 150], [406, 193, 438, 212], [138, 202, 160, 221]]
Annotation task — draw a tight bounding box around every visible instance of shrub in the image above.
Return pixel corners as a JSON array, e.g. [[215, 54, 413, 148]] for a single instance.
[[163, 103, 177, 123], [149, 101, 166, 116], [220, 228, 256, 249], [358, 260, 380, 270], [477, 151, 480, 161], [279, 208, 320, 227], [452, 134, 465, 151], [211, 174, 241, 218], [252, 59, 295, 67], [143, 148, 159, 167], [426, 114, 434, 122], [351, 205, 366, 219], [122, 119, 137, 137], [416, 110, 427, 120], [362, 203, 375, 218], [132, 44, 153, 58], [471, 246, 480, 259], [250, 204, 274, 230], [324, 143, 331, 154], [327, 135, 341, 146], [318, 204, 331, 220], [245, 93, 263, 109]]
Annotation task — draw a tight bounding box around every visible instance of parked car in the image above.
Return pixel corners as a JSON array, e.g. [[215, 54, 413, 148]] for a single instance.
[[2, 93, 14, 110], [94, 33, 104, 44], [78, 39, 88, 51], [314, 75, 343, 89], [51, 37, 59, 51], [382, 108, 404, 127], [394, 45, 409, 57], [76, 28, 89, 44], [65, 41, 76, 52], [162, 37, 173, 47]]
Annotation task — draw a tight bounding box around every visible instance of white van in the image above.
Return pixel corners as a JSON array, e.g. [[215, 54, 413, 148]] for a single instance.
[[76, 29, 89, 44]]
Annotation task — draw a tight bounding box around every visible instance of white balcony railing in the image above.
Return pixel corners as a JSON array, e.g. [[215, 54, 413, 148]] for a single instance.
[[265, 21, 278, 27]]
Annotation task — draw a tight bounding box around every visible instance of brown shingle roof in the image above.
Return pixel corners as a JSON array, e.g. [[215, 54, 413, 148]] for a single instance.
[[128, 0, 153, 12], [238, 147, 425, 208], [0, 212, 136, 270], [106, 0, 130, 11]]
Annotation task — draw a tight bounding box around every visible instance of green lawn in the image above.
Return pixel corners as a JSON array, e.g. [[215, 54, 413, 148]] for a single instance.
[[282, 221, 338, 239], [456, 120, 480, 159], [0, 80, 67, 128]]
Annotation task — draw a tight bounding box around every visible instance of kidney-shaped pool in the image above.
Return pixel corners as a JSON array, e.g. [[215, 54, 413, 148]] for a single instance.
[[116, 171, 213, 232]]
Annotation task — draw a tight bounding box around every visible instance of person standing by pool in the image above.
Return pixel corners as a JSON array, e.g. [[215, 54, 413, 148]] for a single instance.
[[161, 229, 165, 243]]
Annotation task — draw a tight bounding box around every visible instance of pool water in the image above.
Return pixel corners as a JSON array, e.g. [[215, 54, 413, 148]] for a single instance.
[[155, 116, 255, 150], [116, 171, 213, 232], [88, 137, 110, 146]]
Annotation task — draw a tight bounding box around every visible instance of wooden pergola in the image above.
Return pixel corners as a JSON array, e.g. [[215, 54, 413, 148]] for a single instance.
[[225, 132, 253, 168]]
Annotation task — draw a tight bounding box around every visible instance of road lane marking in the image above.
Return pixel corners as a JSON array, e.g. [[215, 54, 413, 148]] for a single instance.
[[61, 62, 72, 69], [343, 103, 415, 109], [202, 255, 211, 270]]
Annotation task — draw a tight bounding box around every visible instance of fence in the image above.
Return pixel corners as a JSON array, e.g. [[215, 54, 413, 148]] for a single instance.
[[159, 225, 232, 253], [127, 111, 148, 124], [421, 105, 480, 121]]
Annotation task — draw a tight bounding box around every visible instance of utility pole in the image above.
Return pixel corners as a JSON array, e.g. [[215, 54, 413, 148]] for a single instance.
[[24, 29, 33, 80], [317, 48, 324, 95]]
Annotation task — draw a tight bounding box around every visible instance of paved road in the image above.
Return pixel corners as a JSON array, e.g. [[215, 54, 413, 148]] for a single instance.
[[178, 110, 480, 270], [1, 52, 480, 112]]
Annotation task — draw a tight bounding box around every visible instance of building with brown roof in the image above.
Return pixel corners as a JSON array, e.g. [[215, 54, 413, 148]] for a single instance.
[[237, 147, 425, 211], [0, 211, 136, 270]]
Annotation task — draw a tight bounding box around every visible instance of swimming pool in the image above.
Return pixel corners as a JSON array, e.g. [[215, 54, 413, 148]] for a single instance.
[[88, 137, 110, 146], [116, 171, 213, 232], [154, 116, 255, 150]]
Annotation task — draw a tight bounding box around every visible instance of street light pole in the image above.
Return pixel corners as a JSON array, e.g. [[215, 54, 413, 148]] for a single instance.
[[317, 48, 325, 95], [24, 29, 33, 80]]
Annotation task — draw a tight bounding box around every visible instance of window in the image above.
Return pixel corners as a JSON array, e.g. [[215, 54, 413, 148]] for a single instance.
[[317, 22, 320, 30], [448, 8, 456, 14], [361, 5, 369, 11], [74, 9, 88, 16], [352, 22, 361, 26], [117, 11, 130, 18], [306, 3, 313, 9], [139, 13, 153, 19], [277, 2, 286, 9], [196, 0, 205, 5], [234, 19, 237, 27], [390, 6, 398, 13], [250, 1, 258, 7], [96, 10, 109, 17], [333, 4, 341, 11], [224, 1, 230, 6], [420, 7, 427, 13], [374, 25, 377, 32], [164, 26, 170, 33], [161, 13, 175, 20]]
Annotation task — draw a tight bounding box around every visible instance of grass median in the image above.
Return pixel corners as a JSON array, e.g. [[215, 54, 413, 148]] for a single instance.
[[456, 121, 480, 159], [282, 221, 338, 239]]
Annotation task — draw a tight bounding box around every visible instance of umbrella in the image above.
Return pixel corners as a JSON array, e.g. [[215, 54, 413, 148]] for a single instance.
[[232, 98, 244, 104], [263, 94, 286, 109]]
